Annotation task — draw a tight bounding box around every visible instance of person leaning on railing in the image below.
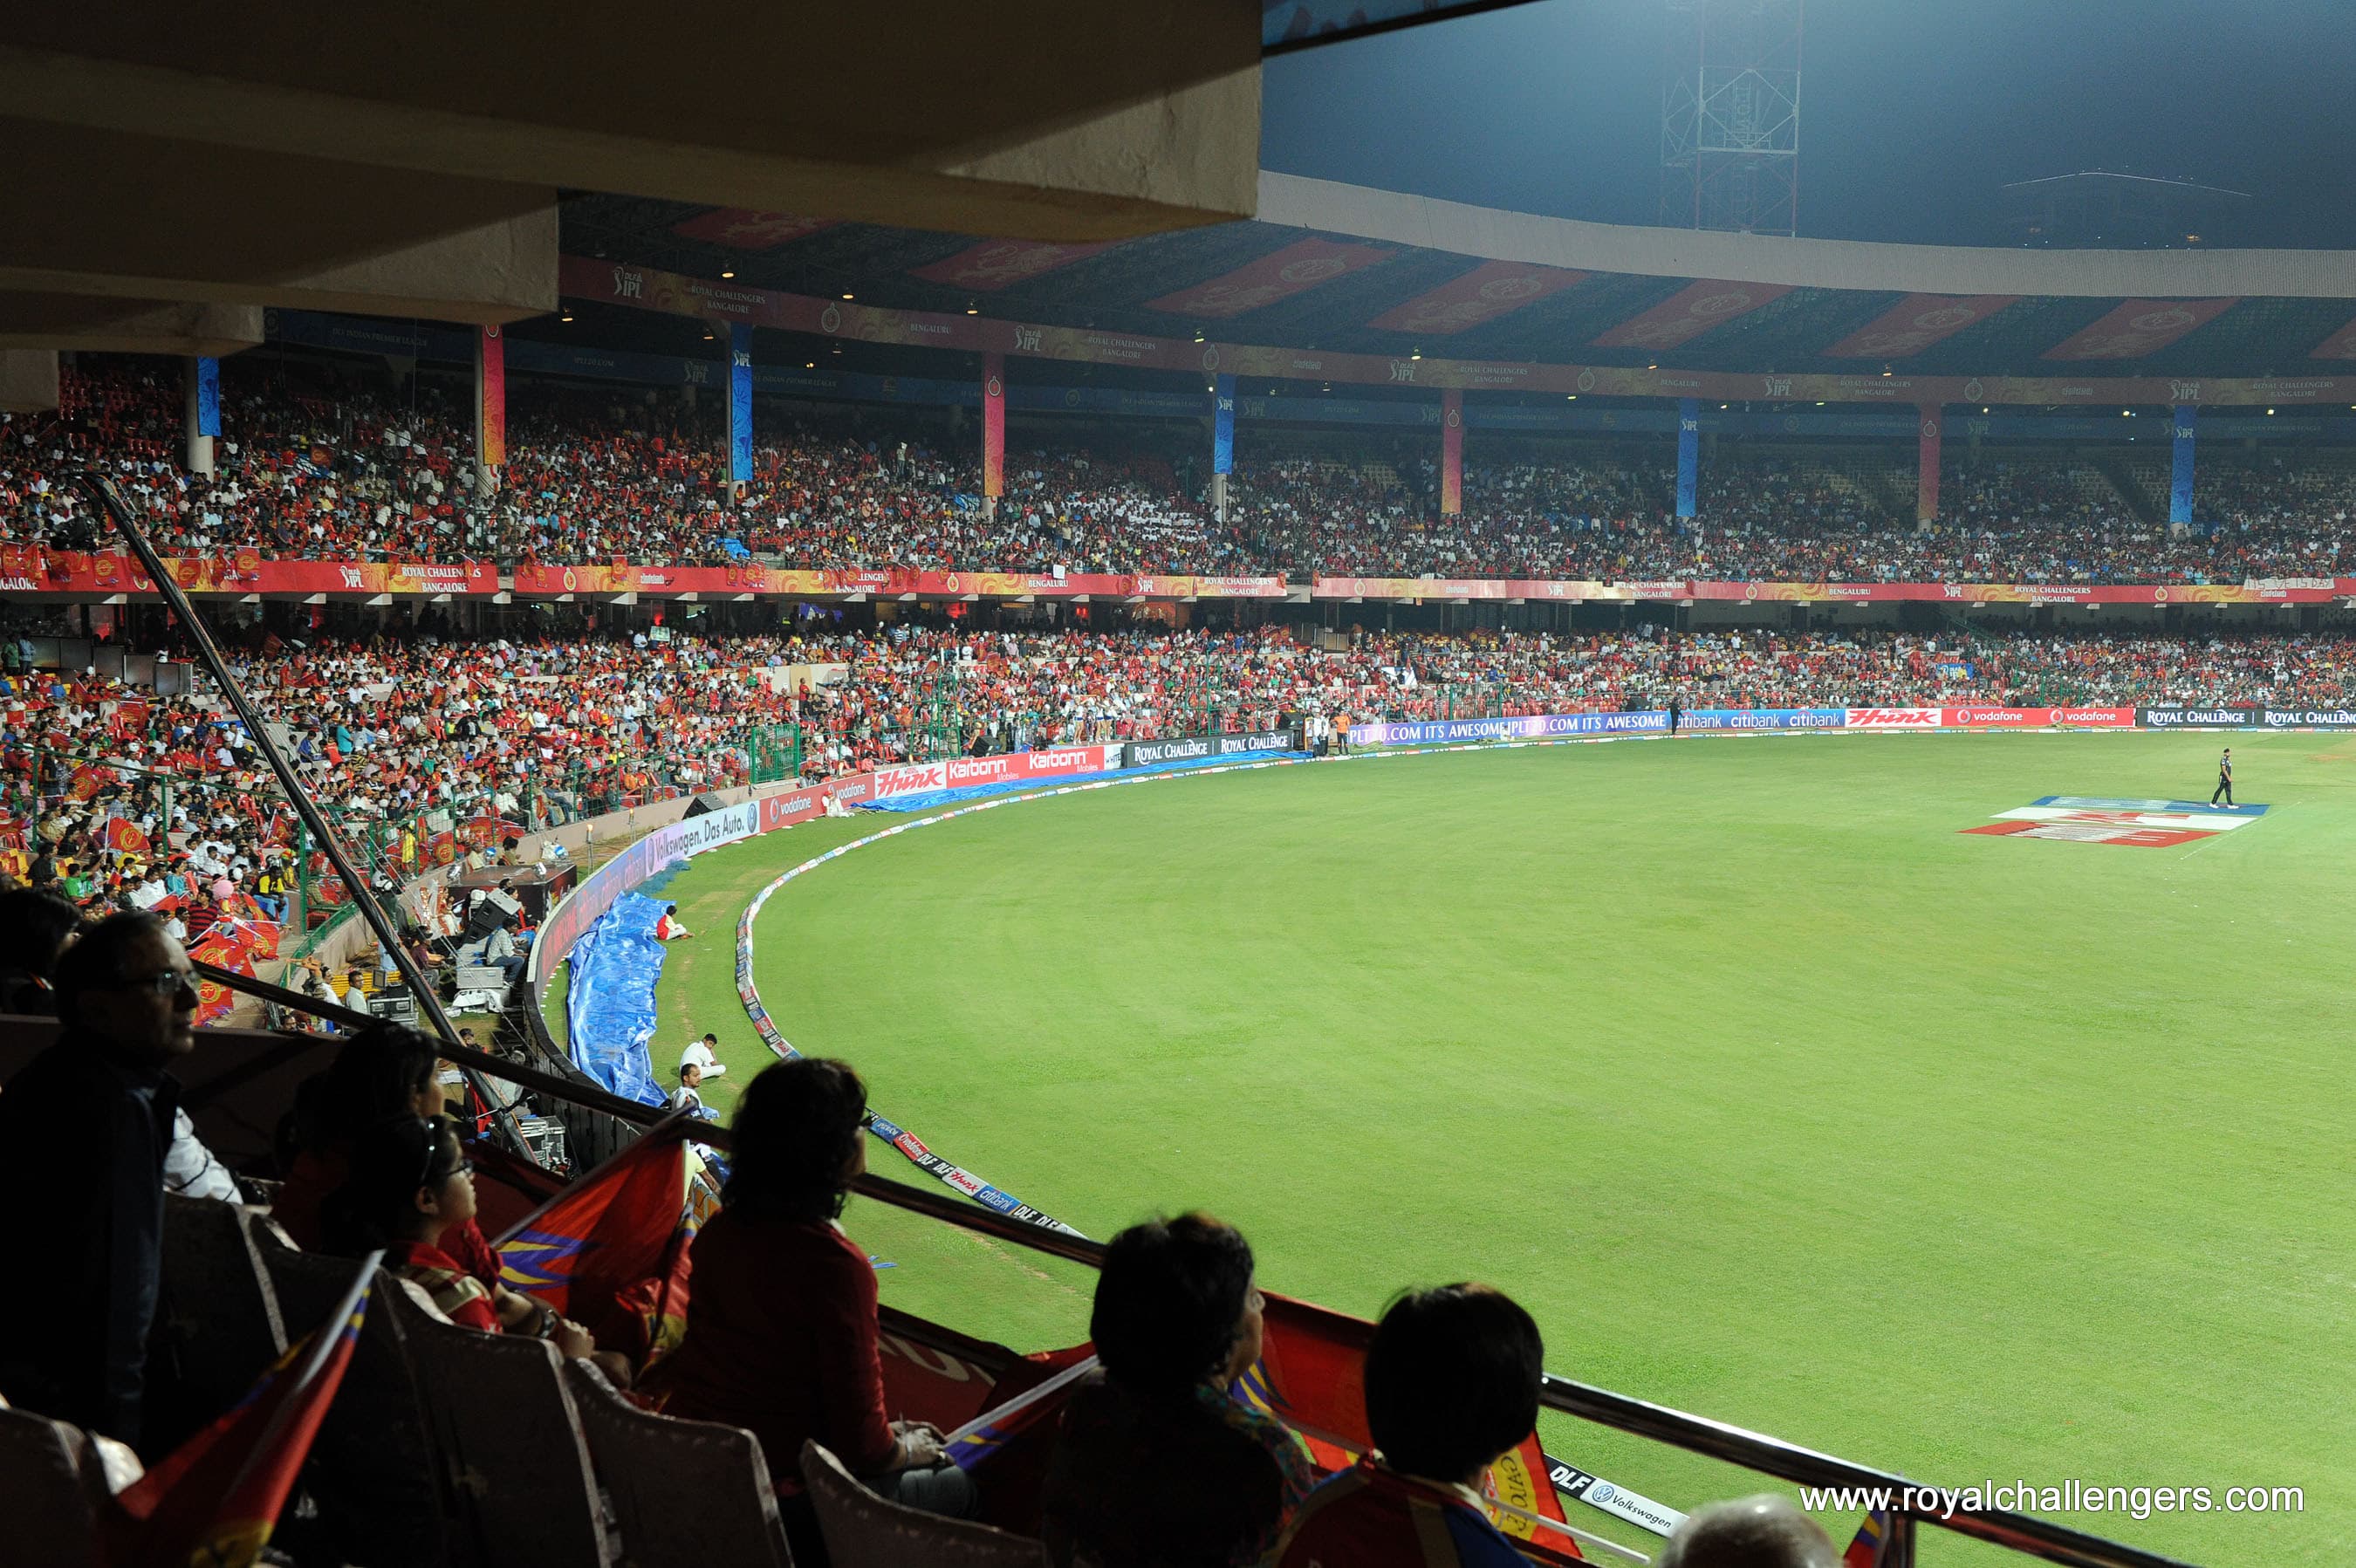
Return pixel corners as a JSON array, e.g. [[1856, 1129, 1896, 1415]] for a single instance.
[[1040, 1213, 1316, 1568], [639, 1057, 976, 1562]]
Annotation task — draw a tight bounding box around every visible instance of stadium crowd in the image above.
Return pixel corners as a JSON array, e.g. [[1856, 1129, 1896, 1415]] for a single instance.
[[11, 619, 2356, 926], [16, 354, 2356, 583]]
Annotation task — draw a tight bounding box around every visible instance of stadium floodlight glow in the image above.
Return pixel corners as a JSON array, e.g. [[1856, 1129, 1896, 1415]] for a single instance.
[[2268, 407, 2276, 414], [720, 270, 735, 278], [842, 292, 854, 300]]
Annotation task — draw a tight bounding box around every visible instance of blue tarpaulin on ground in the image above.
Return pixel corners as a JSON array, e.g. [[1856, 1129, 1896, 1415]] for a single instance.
[[565, 890, 669, 1106], [860, 749, 1304, 813]]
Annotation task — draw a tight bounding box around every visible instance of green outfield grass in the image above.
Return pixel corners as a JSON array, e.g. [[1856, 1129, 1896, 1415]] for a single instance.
[[641, 731, 2356, 1565]]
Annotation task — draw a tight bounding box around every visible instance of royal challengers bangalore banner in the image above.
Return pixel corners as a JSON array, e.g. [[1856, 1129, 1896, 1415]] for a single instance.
[[476, 325, 506, 468], [1441, 387, 1463, 515], [982, 352, 1006, 499], [31, 551, 500, 596]]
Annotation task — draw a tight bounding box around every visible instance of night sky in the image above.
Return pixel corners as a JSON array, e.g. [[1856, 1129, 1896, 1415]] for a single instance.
[[1262, 0, 2356, 249]]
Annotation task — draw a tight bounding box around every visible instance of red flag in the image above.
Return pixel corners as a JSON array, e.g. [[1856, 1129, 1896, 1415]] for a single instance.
[[187, 935, 255, 1025], [216, 916, 283, 960], [1844, 1508, 1893, 1567], [428, 830, 458, 866], [497, 1123, 702, 1364], [69, 763, 115, 802], [110, 1269, 372, 1566], [105, 816, 151, 856]]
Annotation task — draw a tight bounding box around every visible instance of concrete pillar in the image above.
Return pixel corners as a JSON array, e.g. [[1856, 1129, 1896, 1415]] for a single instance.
[[0, 352, 60, 414], [1676, 398, 1700, 520], [473, 325, 505, 496], [728, 323, 753, 503], [1440, 387, 1462, 516], [184, 355, 219, 476], [1916, 405, 1941, 524], [2170, 404, 2197, 525], [1211, 372, 1235, 503], [981, 352, 1005, 517]]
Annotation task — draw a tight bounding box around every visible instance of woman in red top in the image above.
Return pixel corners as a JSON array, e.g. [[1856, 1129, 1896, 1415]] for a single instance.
[[645, 1058, 975, 1559]]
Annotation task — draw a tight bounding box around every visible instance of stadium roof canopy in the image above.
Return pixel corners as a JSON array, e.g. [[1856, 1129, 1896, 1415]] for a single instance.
[[564, 172, 2356, 383]]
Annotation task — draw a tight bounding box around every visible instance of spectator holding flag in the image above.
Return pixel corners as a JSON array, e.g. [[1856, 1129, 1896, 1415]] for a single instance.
[[1275, 1284, 1547, 1568], [1041, 1212, 1315, 1568]]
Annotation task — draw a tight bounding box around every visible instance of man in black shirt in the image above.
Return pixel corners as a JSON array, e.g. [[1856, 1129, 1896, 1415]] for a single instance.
[[2211, 748, 2234, 807], [0, 913, 200, 1447], [1668, 693, 1683, 737]]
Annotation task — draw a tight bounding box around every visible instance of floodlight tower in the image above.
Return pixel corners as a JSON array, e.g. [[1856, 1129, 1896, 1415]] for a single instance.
[[1660, 0, 1803, 236]]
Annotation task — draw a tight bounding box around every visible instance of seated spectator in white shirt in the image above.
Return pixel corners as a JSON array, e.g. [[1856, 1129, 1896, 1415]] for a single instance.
[[680, 1031, 727, 1079], [669, 1063, 710, 1120], [166, 1108, 241, 1202]]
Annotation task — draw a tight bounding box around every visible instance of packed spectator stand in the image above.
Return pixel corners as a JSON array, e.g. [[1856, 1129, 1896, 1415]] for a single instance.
[[17, 353, 2356, 584], [13, 617, 2356, 943]]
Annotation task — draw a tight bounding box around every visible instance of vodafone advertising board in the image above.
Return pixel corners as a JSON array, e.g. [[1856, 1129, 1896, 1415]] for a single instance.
[[1942, 707, 2137, 729], [1842, 707, 1943, 729]]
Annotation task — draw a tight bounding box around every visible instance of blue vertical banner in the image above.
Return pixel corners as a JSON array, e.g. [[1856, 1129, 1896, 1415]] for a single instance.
[[1212, 373, 1236, 475], [2170, 403, 2197, 524], [195, 356, 220, 437], [1676, 397, 1700, 519], [728, 323, 754, 491]]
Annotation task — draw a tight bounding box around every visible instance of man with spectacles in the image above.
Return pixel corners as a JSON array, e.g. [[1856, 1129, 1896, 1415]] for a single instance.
[[0, 912, 202, 1448]]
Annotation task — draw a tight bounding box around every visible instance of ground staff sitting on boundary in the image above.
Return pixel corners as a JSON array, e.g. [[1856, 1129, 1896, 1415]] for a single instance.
[[643, 1058, 975, 1562]]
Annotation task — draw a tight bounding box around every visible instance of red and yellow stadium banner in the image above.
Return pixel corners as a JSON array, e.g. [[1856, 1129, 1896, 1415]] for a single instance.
[[1315, 576, 2352, 604], [508, 563, 1288, 599], [1313, 576, 1611, 601], [25, 550, 500, 596]]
